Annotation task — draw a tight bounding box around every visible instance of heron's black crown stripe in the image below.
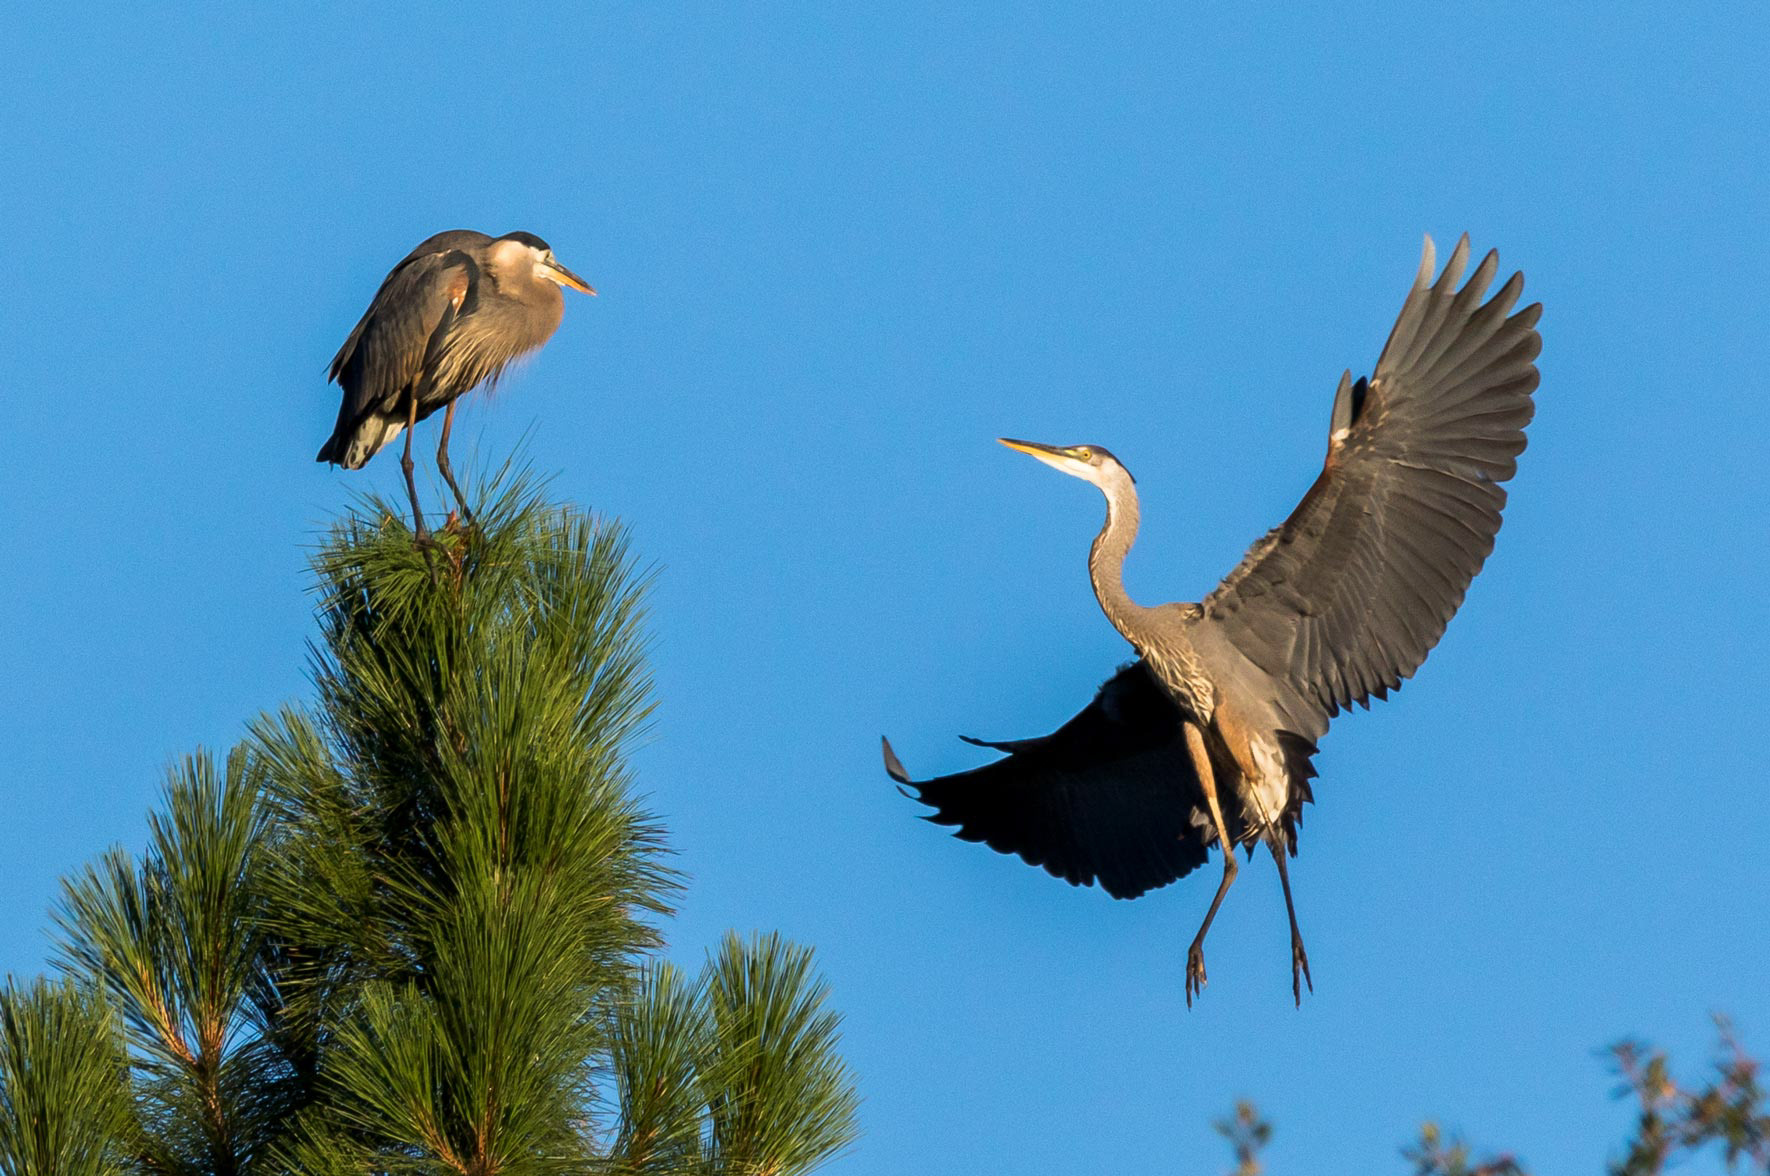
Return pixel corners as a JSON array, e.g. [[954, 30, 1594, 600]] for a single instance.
[[500, 230, 552, 251]]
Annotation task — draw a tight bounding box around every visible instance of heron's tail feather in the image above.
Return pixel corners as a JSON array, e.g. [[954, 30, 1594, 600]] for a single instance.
[[1273, 730, 1319, 853], [317, 416, 406, 470]]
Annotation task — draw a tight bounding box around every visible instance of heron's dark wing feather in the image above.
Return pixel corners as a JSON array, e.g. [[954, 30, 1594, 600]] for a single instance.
[[395, 228, 496, 263], [887, 662, 1217, 900], [328, 248, 479, 421], [1202, 236, 1540, 719]]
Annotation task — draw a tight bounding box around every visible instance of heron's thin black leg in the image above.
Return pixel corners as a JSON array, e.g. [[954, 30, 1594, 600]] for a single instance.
[[1268, 839, 1312, 1007], [1183, 720, 1238, 1008], [435, 399, 472, 523], [400, 391, 428, 544]]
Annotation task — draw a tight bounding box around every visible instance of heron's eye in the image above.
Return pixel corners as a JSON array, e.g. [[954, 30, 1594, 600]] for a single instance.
[[1073, 447, 1093, 461]]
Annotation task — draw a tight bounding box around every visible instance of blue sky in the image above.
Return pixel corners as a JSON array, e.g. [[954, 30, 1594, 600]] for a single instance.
[[4, 3, 1767, 1170]]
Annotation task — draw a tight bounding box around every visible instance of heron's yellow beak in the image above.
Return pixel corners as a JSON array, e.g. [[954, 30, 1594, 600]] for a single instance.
[[543, 258, 597, 296], [999, 437, 1101, 480], [998, 437, 1068, 460]]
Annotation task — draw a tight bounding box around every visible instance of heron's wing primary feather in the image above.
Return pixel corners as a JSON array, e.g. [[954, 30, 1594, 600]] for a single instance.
[[886, 662, 1217, 900], [1201, 236, 1541, 720], [328, 248, 479, 422]]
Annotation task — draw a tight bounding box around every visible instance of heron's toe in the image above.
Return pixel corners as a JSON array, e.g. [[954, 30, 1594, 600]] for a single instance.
[[1185, 943, 1208, 1008]]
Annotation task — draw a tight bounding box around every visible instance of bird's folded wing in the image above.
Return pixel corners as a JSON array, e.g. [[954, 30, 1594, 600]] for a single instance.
[[328, 248, 478, 420], [886, 662, 1216, 900], [1202, 235, 1541, 719]]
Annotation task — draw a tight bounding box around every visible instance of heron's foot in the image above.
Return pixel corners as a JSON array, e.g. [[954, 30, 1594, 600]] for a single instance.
[[410, 531, 441, 583], [1290, 933, 1313, 1008], [1185, 939, 1208, 1008]]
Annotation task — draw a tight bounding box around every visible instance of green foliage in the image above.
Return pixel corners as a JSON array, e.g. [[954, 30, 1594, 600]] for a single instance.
[[256, 480, 676, 1173], [699, 932, 862, 1176], [1215, 1100, 1270, 1176], [1217, 1020, 1770, 1175], [13, 477, 858, 1176], [54, 747, 285, 1176], [1402, 1124, 1523, 1176], [0, 978, 132, 1176], [607, 937, 862, 1176], [1607, 1019, 1770, 1175], [607, 963, 711, 1176]]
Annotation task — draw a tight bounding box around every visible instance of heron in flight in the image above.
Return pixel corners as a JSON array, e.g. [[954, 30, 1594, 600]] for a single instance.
[[884, 236, 1540, 1005], [318, 229, 596, 540]]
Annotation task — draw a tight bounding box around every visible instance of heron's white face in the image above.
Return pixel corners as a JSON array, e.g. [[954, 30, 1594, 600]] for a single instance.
[[488, 237, 541, 275], [487, 238, 597, 295]]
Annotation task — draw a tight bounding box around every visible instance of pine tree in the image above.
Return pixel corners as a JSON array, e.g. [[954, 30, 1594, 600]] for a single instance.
[[7, 478, 858, 1176]]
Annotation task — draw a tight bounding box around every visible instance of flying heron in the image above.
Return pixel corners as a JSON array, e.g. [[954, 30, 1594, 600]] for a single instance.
[[317, 229, 596, 539], [883, 236, 1540, 1006]]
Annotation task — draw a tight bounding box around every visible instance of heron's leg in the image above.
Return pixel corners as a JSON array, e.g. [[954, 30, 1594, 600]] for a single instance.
[[435, 399, 472, 523], [1183, 720, 1238, 1008], [1268, 840, 1312, 1007], [400, 392, 429, 544]]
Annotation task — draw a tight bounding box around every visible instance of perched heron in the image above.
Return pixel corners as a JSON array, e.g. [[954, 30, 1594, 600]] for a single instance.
[[318, 229, 596, 539], [883, 236, 1540, 1006]]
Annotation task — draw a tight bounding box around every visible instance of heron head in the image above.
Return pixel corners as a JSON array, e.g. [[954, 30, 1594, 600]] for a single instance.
[[998, 438, 1135, 489], [491, 231, 597, 296]]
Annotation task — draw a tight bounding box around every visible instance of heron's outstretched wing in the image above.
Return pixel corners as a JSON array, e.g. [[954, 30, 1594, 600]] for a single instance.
[[328, 243, 482, 422], [1201, 235, 1540, 719], [885, 662, 1220, 900]]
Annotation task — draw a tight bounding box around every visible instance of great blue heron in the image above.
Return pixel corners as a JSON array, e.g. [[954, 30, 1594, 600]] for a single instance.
[[883, 236, 1540, 1006], [317, 229, 596, 539]]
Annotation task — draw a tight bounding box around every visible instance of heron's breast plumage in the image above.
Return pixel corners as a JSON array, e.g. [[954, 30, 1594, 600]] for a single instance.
[[426, 281, 564, 405], [1157, 616, 1314, 839], [1138, 630, 1216, 726]]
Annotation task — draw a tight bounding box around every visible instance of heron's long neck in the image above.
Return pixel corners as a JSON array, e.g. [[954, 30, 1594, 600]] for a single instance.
[[1088, 481, 1159, 647]]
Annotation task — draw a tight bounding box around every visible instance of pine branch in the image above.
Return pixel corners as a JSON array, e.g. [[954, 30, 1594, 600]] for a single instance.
[[604, 963, 710, 1176], [0, 978, 133, 1176], [700, 933, 861, 1176], [52, 747, 288, 1176]]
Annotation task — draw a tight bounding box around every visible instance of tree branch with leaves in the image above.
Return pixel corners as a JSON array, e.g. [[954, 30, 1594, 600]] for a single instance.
[[5, 476, 859, 1176]]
